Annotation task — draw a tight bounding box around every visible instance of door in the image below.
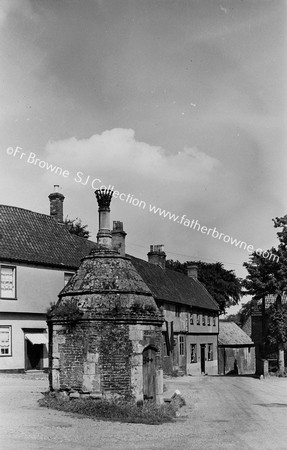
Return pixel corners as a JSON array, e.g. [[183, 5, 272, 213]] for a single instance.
[[142, 347, 156, 401], [200, 344, 206, 374], [25, 340, 43, 370]]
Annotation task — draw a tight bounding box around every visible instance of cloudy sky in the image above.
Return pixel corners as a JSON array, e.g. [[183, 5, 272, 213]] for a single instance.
[[0, 0, 286, 311]]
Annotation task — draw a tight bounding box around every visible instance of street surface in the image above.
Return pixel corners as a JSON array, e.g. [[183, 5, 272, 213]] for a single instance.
[[0, 372, 287, 449]]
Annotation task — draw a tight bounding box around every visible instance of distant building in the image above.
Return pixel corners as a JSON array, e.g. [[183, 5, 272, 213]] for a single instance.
[[218, 321, 255, 375]]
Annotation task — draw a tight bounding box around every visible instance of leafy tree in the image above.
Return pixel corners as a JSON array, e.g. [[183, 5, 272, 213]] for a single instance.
[[64, 216, 90, 239], [243, 214, 287, 374], [166, 260, 242, 314]]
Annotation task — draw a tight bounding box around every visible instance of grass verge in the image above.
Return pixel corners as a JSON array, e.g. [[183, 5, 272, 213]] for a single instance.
[[39, 391, 178, 425]]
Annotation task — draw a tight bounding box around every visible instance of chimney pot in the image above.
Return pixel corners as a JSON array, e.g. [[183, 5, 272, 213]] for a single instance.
[[148, 244, 166, 269], [112, 221, 127, 256], [48, 187, 65, 223], [187, 264, 198, 280]]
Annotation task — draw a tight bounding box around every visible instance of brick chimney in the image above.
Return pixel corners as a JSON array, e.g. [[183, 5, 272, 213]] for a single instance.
[[187, 264, 198, 280], [95, 188, 113, 247], [48, 185, 65, 223], [112, 221, 126, 256], [147, 245, 166, 269]]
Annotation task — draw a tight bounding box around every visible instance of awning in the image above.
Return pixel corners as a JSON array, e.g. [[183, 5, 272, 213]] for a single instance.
[[25, 333, 48, 345]]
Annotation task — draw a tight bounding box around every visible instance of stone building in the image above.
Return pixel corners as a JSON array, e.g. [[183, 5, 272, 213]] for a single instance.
[[48, 189, 164, 403], [0, 187, 219, 379]]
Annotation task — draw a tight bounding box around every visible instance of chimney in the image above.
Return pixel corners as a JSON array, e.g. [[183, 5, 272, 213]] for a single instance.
[[48, 185, 65, 223], [112, 221, 126, 256], [95, 188, 113, 247], [187, 264, 198, 280], [147, 245, 166, 269]]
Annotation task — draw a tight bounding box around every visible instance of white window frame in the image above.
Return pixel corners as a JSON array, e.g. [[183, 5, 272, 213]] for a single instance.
[[0, 265, 16, 299], [179, 335, 185, 356], [0, 326, 12, 356]]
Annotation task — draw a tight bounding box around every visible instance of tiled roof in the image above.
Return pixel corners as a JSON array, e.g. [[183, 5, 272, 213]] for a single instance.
[[218, 321, 254, 346], [0, 204, 219, 311], [129, 255, 219, 311], [0, 205, 96, 269]]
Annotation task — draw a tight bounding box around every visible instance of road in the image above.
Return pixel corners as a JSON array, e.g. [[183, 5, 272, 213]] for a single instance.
[[0, 373, 287, 450]]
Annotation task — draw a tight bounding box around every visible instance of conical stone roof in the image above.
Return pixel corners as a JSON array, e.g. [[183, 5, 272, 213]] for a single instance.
[[51, 245, 163, 323]]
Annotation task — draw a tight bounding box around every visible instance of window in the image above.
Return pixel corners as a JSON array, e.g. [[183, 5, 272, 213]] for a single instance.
[[213, 316, 216, 326], [197, 314, 200, 325], [190, 313, 194, 326], [0, 326, 12, 356], [207, 315, 211, 326], [190, 344, 197, 363], [64, 272, 74, 286], [202, 315, 206, 326], [0, 266, 16, 298], [179, 336, 185, 355], [175, 305, 180, 317]]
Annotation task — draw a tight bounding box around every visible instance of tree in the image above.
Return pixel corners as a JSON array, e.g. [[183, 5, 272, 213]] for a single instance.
[[64, 216, 90, 239], [243, 214, 287, 374], [166, 259, 242, 314]]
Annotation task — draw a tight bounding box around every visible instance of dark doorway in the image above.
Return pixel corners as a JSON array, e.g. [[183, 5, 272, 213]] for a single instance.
[[201, 344, 206, 373], [142, 347, 156, 401], [25, 340, 43, 370]]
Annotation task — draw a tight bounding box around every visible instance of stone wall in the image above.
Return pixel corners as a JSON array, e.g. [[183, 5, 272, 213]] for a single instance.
[[49, 319, 163, 403]]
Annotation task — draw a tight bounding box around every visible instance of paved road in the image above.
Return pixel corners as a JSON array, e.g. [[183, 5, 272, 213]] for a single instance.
[[0, 373, 287, 449]]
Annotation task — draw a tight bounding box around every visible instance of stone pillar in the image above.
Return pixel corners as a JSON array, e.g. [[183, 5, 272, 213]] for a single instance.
[[95, 189, 113, 247]]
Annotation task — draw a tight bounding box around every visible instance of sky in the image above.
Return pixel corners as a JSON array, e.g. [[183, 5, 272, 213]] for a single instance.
[[0, 0, 286, 314]]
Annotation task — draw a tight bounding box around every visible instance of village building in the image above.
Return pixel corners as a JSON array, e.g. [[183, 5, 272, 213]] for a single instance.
[[0, 187, 219, 381], [218, 321, 255, 375], [0, 187, 95, 371], [242, 295, 287, 374]]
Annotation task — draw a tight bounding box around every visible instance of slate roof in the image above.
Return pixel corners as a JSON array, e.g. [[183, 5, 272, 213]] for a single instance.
[[0, 205, 96, 269], [0, 204, 219, 311], [218, 321, 254, 346], [129, 255, 219, 311]]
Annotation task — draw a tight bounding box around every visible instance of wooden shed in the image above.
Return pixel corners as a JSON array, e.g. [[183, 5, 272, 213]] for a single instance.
[[218, 321, 255, 375]]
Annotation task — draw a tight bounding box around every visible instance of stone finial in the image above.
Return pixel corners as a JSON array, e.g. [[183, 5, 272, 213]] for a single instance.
[[95, 189, 113, 210], [95, 189, 113, 248]]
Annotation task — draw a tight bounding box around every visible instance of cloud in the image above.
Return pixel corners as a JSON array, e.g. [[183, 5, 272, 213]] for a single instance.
[[0, 0, 34, 26], [45, 128, 220, 210]]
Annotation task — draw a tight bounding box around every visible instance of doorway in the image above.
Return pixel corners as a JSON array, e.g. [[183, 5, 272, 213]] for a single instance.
[[25, 339, 43, 370], [200, 344, 206, 374], [142, 346, 156, 401]]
